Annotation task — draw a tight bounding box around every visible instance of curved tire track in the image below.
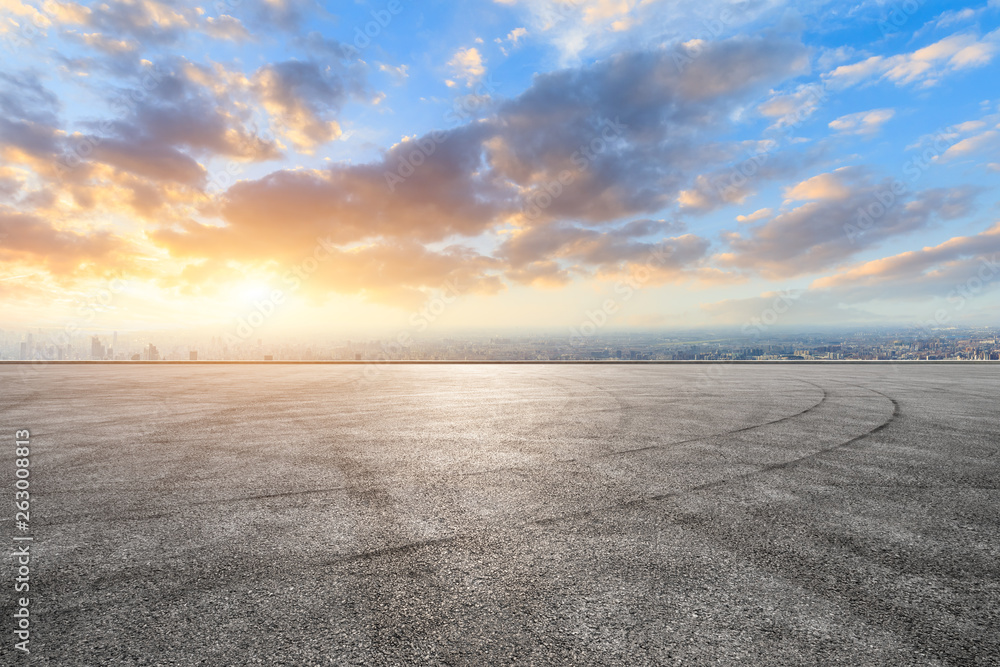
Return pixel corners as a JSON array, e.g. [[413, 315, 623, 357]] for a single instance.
[[608, 378, 829, 457], [531, 381, 898, 527]]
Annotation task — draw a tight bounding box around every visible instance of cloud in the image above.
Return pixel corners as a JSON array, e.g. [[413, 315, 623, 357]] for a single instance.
[[98, 67, 283, 163], [810, 223, 1000, 301], [507, 26, 528, 44], [758, 83, 827, 129], [0, 0, 52, 34], [157, 122, 511, 261], [493, 0, 645, 60], [487, 36, 809, 222], [148, 36, 809, 306], [246, 0, 312, 31], [717, 168, 983, 278], [0, 206, 132, 277], [87, 136, 206, 185], [826, 29, 1000, 89], [0, 166, 24, 199], [736, 208, 772, 223], [0, 72, 59, 125], [504, 260, 573, 288], [447, 47, 486, 87], [705, 222, 1000, 324], [675, 143, 824, 215], [496, 26, 529, 56], [64, 30, 139, 55], [50, 0, 197, 45], [498, 218, 689, 269], [251, 60, 359, 152], [377, 62, 409, 83], [0, 30, 834, 311], [495, 218, 721, 290], [828, 108, 895, 136], [926, 7, 983, 31], [939, 130, 1000, 162], [784, 168, 855, 201], [165, 238, 505, 308], [203, 15, 251, 42]]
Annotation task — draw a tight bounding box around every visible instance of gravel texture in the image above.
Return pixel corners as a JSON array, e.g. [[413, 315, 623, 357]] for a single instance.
[[1, 364, 998, 665]]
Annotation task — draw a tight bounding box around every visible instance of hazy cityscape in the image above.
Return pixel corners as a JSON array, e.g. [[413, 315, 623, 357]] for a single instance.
[[3, 327, 1000, 363]]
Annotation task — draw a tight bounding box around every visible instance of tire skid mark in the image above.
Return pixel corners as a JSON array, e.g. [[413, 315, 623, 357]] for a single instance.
[[760, 387, 900, 473], [527, 372, 632, 440], [530, 382, 898, 528], [312, 381, 897, 557], [450, 378, 828, 480], [262, 383, 900, 564], [33, 486, 355, 526], [610, 379, 829, 456], [822, 483, 1000, 490], [30, 377, 900, 569], [321, 535, 458, 566]]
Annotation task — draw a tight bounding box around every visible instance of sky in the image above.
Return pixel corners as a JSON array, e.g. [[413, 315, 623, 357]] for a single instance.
[[2, 0, 1000, 338]]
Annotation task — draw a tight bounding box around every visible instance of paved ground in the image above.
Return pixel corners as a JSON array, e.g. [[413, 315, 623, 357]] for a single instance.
[[1, 364, 998, 665]]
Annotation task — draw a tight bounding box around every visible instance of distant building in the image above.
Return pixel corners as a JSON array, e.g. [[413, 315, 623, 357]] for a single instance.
[[91, 336, 105, 360], [19, 342, 27, 360], [189, 351, 198, 361], [131, 354, 141, 361], [145, 344, 159, 361], [264, 354, 274, 361]]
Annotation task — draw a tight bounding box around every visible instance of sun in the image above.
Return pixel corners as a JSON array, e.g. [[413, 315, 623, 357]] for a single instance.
[[236, 281, 273, 303]]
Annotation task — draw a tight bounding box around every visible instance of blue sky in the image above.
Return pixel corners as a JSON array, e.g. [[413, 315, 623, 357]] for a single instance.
[[1, 0, 1000, 334]]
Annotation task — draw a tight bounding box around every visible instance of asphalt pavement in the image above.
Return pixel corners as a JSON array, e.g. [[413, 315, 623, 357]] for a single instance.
[[1, 364, 997, 665]]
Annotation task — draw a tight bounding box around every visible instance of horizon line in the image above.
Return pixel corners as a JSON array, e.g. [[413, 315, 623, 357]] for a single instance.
[[1, 360, 996, 366]]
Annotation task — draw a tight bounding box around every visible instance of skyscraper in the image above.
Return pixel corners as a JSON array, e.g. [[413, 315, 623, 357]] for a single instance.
[[91, 336, 105, 360]]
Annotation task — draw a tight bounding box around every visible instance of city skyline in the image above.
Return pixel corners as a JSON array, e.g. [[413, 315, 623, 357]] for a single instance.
[[5, 325, 1000, 362]]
